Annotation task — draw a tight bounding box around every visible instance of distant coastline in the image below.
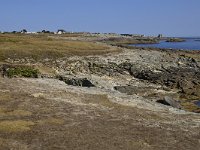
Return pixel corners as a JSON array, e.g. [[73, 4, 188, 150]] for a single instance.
[[131, 37, 200, 50]]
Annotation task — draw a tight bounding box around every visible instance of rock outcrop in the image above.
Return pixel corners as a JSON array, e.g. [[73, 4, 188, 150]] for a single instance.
[[130, 67, 200, 98], [58, 76, 95, 87]]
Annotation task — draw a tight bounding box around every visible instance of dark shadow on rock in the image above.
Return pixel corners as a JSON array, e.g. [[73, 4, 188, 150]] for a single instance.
[[157, 96, 182, 109], [156, 100, 171, 106], [58, 76, 95, 87]]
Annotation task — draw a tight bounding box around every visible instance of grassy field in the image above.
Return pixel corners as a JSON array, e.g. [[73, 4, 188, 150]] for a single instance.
[[0, 34, 113, 61]]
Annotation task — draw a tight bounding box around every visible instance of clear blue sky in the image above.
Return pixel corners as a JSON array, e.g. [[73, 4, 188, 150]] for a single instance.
[[0, 0, 200, 36]]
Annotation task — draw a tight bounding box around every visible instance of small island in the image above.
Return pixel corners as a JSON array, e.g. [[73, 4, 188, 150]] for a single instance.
[[166, 38, 186, 42]]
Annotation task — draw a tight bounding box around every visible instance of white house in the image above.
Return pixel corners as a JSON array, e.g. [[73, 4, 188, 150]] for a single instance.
[[57, 29, 66, 34]]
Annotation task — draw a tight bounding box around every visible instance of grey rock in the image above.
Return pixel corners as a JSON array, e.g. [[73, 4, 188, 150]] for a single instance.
[[164, 96, 182, 109]]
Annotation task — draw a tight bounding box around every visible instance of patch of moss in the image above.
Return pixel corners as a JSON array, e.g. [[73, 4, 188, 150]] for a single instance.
[[0, 120, 35, 133]]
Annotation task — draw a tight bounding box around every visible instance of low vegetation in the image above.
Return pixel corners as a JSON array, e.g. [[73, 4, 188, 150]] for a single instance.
[[0, 120, 35, 133], [0, 108, 32, 117], [0, 34, 112, 61], [5, 65, 39, 78]]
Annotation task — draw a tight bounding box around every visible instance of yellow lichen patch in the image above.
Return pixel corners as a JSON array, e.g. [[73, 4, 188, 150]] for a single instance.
[[0, 108, 32, 117], [0, 120, 35, 132], [37, 118, 65, 126]]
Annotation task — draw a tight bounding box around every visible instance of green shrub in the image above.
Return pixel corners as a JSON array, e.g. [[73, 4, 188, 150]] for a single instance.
[[6, 66, 39, 78]]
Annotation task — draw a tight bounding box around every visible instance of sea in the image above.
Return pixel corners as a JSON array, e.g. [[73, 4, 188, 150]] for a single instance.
[[131, 37, 200, 50]]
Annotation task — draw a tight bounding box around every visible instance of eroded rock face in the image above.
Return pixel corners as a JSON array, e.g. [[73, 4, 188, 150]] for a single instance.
[[130, 67, 200, 98], [88, 62, 132, 76], [53, 53, 200, 113]]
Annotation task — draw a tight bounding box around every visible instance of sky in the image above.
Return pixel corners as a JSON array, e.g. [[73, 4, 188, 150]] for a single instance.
[[0, 0, 200, 37]]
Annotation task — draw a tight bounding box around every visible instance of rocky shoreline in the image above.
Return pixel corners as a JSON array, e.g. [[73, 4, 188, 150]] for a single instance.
[[0, 33, 200, 149], [2, 45, 200, 113]]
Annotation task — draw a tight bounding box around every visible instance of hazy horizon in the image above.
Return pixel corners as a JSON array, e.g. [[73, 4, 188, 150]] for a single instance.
[[0, 0, 200, 37]]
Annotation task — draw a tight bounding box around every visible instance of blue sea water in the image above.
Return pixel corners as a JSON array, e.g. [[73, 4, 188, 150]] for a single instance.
[[131, 38, 200, 50], [194, 101, 200, 107]]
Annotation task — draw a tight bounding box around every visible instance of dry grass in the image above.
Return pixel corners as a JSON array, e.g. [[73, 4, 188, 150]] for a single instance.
[[83, 94, 114, 107], [0, 120, 35, 133], [0, 92, 12, 101], [0, 78, 199, 149], [0, 108, 32, 117], [54, 33, 86, 37], [83, 94, 128, 109], [0, 34, 112, 61], [35, 65, 56, 75], [37, 118, 65, 125]]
